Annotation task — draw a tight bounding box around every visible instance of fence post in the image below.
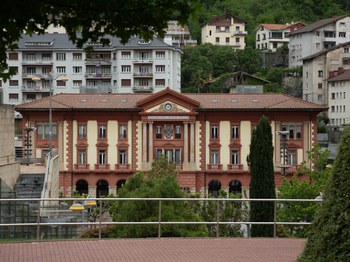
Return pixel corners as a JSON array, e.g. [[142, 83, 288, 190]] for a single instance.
[[216, 199, 220, 238], [158, 200, 162, 238], [36, 199, 41, 241], [98, 199, 102, 239], [273, 200, 277, 238]]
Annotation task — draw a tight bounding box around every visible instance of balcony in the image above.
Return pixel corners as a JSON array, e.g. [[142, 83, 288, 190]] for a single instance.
[[133, 58, 153, 63], [231, 30, 248, 36], [85, 73, 112, 78], [21, 85, 50, 93], [94, 164, 110, 172], [74, 164, 90, 173], [115, 164, 131, 172], [227, 164, 243, 171], [133, 86, 153, 92], [207, 164, 223, 171], [22, 59, 53, 65], [133, 72, 153, 77], [85, 58, 111, 65]]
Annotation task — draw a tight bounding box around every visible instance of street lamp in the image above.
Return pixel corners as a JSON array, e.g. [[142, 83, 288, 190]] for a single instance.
[[277, 130, 289, 176], [32, 73, 69, 153]]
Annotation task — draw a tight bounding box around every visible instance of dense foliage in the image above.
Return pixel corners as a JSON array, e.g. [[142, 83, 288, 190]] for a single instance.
[[277, 144, 331, 237], [299, 125, 350, 261], [249, 116, 276, 237]]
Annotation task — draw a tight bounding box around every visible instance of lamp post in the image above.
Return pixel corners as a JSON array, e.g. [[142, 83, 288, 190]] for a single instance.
[[277, 130, 289, 176], [32, 72, 68, 153]]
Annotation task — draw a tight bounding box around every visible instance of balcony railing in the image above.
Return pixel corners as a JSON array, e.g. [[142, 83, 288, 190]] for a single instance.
[[85, 73, 112, 78], [74, 164, 90, 172], [94, 164, 110, 171], [227, 164, 243, 171], [207, 164, 223, 171], [133, 72, 153, 77], [232, 30, 248, 35], [21, 85, 50, 92], [115, 164, 130, 171], [133, 86, 153, 92]]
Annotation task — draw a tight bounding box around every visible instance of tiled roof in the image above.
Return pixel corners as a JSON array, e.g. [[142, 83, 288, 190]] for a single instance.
[[15, 92, 326, 112], [289, 15, 348, 35], [259, 24, 290, 30], [301, 41, 350, 61], [327, 69, 350, 81]]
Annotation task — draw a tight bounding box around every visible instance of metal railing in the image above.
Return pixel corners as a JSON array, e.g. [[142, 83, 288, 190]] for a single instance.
[[0, 197, 321, 241]]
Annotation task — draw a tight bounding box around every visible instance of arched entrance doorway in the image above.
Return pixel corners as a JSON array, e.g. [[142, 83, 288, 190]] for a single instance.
[[116, 179, 126, 193], [75, 179, 88, 195], [208, 180, 221, 197], [229, 180, 242, 195], [96, 180, 109, 197]]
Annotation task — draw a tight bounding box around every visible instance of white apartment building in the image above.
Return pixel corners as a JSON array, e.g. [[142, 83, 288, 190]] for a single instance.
[[1, 34, 182, 105], [255, 22, 304, 52], [327, 67, 350, 127], [163, 20, 197, 47], [201, 14, 247, 49], [289, 15, 350, 67], [302, 41, 350, 105]]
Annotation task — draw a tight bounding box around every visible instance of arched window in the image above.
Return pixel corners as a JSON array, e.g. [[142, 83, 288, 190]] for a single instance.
[[96, 180, 109, 197], [229, 180, 242, 195], [208, 180, 221, 197], [75, 179, 88, 195], [116, 179, 126, 193]]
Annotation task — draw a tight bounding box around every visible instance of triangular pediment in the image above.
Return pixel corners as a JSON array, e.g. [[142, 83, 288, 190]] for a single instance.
[[136, 88, 200, 113]]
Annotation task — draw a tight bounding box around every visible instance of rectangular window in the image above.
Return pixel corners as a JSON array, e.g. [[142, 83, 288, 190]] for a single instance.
[[288, 151, 296, 165], [156, 148, 163, 159], [26, 94, 36, 100], [226, 37, 230, 43], [210, 150, 219, 165], [119, 150, 127, 164], [10, 66, 18, 74], [8, 52, 18, 60], [121, 51, 131, 59], [231, 125, 239, 139], [121, 79, 131, 87], [98, 150, 107, 164], [56, 53, 66, 61], [175, 125, 181, 139], [9, 80, 18, 87], [281, 123, 302, 139], [73, 66, 82, 74], [175, 149, 181, 164], [56, 80, 66, 87], [156, 51, 165, 58], [119, 124, 127, 139], [155, 79, 165, 86], [78, 150, 87, 164], [156, 126, 162, 139], [73, 53, 82, 60], [121, 65, 131, 72], [318, 83, 322, 89], [73, 80, 82, 87], [231, 150, 239, 165], [236, 37, 240, 43], [99, 125, 106, 139], [215, 37, 220, 43], [156, 65, 165, 72], [9, 93, 19, 101], [56, 66, 66, 74], [318, 70, 323, 77], [78, 124, 87, 139], [37, 123, 57, 139], [211, 125, 219, 139]]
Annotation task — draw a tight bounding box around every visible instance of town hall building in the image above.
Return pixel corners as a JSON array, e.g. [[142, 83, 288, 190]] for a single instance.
[[16, 88, 325, 197]]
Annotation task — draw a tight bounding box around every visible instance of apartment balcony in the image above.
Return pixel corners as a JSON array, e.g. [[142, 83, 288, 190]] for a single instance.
[[85, 73, 112, 79], [21, 85, 50, 93], [115, 164, 131, 173], [74, 164, 90, 173], [85, 58, 111, 65], [227, 164, 243, 171], [133, 86, 153, 92], [133, 58, 153, 64], [94, 164, 110, 172], [207, 164, 223, 171], [22, 59, 53, 65], [133, 72, 153, 78], [285, 164, 301, 174], [232, 30, 248, 36]]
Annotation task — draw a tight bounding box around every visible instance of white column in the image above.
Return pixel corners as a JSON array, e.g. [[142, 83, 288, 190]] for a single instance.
[[184, 122, 189, 163], [148, 121, 153, 163], [142, 122, 147, 162], [190, 122, 195, 162]]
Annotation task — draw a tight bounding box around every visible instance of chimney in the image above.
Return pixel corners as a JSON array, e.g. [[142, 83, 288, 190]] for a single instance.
[[329, 71, 335, 78]]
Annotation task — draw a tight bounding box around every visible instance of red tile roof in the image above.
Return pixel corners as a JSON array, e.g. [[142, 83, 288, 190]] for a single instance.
[[15, 92, 326, 112]]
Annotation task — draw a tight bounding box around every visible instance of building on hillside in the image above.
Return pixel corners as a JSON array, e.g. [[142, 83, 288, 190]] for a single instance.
[[326, 67, 350, 127], [1, 34, 182, 105], [288, 15, 350, 67], [16, 88, 325, 197], [302, 41, 350, 105], [201, 14, 247, 49], [163, 21, 197, 47], [255, 22, 304, 52]]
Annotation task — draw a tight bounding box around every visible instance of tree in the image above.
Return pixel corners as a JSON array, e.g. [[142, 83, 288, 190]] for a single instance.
[[277, 144, 331, 237], [249, 115, 276, 237], [299, 125, 350, 261], [0, 0, 200, 80], [109, 158, 207, 238]]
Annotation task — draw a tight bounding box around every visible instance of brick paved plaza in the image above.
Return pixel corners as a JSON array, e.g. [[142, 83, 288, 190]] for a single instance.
[[1, 238, 305, 262]]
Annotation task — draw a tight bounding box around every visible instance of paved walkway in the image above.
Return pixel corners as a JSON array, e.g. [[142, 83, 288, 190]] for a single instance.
[[0, 238, 305, 262]]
